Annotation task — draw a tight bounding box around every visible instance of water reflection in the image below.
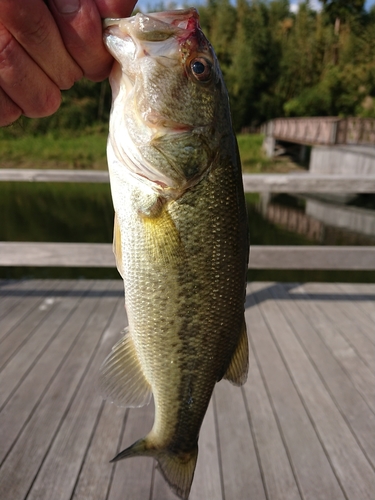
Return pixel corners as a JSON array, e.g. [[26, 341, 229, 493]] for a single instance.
[[0, 182, 374, 282], [259, 193, 375, 246]]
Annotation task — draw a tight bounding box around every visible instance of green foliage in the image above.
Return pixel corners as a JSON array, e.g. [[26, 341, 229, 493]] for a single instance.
[[320, 0, 365, 24], [3, 0, 375, 134]]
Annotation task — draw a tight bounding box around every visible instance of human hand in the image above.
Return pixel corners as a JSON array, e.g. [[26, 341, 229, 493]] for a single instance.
[[0, 0, 137, 127]]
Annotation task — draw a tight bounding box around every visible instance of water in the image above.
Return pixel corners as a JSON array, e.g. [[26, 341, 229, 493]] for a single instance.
[[1, 183, 374, 282]]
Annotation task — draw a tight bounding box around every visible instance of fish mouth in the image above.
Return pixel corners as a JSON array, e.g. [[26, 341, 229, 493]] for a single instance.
[[103, 8, 209, 64], [103, 8, 200, 41]]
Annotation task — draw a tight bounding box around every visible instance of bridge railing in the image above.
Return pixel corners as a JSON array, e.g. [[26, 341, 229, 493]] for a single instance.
[[263, 117, 375, 146]]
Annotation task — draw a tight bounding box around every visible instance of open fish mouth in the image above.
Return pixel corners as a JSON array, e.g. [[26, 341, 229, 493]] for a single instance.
[[103, 8, 201, 41]]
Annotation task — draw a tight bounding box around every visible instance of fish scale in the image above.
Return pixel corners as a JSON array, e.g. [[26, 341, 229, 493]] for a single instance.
[[99, 8, 249, 499]]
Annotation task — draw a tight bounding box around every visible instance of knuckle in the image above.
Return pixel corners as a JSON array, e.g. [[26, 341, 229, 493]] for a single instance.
[[59, 69, 82, 90], [0, 25, 16, 70], [18, 13, 51, 47]]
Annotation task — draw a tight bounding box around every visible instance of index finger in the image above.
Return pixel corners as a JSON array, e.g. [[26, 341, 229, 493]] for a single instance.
[[0, 0, 82, 89], [48, 0, 112, 82], [47, 0, 137, 82]]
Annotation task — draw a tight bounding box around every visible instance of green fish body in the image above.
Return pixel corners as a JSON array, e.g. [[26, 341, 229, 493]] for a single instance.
[[100, 9, 249, 499]]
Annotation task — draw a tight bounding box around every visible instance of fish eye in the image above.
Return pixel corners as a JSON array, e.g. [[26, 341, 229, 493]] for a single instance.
[[190, 57, 212, 82]]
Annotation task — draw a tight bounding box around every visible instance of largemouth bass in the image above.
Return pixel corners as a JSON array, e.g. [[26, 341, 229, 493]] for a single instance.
[[100, 8, 249, 499]]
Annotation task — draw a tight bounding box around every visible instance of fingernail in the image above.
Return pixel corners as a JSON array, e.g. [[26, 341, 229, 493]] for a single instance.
[[53, 0, 81, 14]]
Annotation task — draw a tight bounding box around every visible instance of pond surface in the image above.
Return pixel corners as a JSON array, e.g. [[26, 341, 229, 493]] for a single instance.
[[1, 182, 374, 282]]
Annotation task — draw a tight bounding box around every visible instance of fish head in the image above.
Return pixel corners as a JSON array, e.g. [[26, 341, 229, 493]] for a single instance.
[[104, 8, 231, 197]]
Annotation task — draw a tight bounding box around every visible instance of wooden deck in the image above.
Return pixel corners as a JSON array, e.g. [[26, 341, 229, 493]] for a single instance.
[[0, 279, 374, 500]]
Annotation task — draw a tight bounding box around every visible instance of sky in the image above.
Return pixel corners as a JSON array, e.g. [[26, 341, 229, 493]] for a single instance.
[[136, 0, 375, 14]]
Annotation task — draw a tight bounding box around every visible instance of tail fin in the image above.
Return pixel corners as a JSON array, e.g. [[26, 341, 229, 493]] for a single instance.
[[110, 436, 198, 500], [157, 446, 198, 500]]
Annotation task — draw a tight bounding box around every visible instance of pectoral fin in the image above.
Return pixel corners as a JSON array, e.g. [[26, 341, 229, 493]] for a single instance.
[[99, 328, 152, 407], [223, 320, 249, 386], [140, 199, 183, 265]]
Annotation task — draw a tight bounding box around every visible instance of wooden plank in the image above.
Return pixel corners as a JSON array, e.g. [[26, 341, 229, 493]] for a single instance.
[[298, 283, 375, 370], [269, 283, 375, 470], [243, 173, 375, 193], [2, 168, 375, 192], [246, 283, 345, 500], [214, 379, 266, 500], [0, 280, 88, 408], [248, 246, 375, 270], [0, 280, 61, 368], [242, 339, 302, 500], [71, 297, 128, 500], [71, 402, 127, 500], [107, 405, 155, 500], [0, 280, 39, 320], [0, 242, 115, 268], [1, 242, 375, 270], [0, 168, 109, 183], [297, 283, 375, 414], [0, 281, 116, 500], [26, 284, 122, 500], [0, 280, 53, 340], [258, 282, 375, 500], [336, 283, 375, 333], [331, 283, 375, 337]]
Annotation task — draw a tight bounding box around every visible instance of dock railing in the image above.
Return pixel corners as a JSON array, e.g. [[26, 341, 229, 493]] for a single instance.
[[1, 169, 375, 270]]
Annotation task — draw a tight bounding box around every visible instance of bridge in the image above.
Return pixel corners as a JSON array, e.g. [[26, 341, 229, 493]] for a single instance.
[[263, 117, 375, 148], [262, 117, 375, 176]]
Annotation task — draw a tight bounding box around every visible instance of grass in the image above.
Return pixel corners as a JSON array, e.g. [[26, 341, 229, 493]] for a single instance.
[[237, 134, 272, 172], [0, 129, 302, 173], [237, 133, 304, 173], [0, 127, 108, 170]]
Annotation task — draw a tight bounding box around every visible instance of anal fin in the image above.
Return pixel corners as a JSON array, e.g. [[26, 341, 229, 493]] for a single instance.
[[99, 327, 152, 407], [223, 319, 249, 386], [113, 213, 124, 279]]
